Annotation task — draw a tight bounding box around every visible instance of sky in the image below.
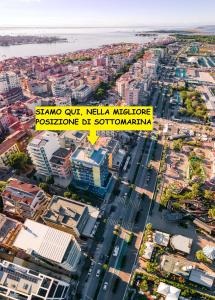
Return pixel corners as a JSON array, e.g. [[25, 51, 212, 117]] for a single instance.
[[0, 0, 214, 27]]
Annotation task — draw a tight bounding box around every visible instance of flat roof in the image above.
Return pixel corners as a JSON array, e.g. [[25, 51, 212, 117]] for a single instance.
[[171, 235, 193, 254], [154, 231, 170, 247], [0, 214, 20, 243], [189, 269, 215, 288], [13, 219, 72, 263], [71, 147, 107, 166], [43, 196, 88, 228], [142, 242, 154, 260], [160, 255, 193, 277]]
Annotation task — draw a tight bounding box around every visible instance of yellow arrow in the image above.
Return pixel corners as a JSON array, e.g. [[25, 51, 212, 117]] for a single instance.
[[88, 130, 99, 145]]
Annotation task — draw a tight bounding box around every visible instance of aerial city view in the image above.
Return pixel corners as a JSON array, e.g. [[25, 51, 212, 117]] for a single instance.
[[0, 0, 215, 299]]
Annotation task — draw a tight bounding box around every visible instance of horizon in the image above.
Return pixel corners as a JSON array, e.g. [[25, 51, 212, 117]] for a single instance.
[[0, 0, 215, 27]]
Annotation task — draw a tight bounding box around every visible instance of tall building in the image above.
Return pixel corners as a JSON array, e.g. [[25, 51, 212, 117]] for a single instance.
[[1, 179, 47, 219], [27, 131, 60, 177], [0, 260, 70, 300], [116, 77, 130, 98], [42, 195, 99, 239], [0, 72, 23, 104], [125, 81, 144, 105], [49, 148, 72, 187], [70, 147, 111, 197], [0, 72, 20, 93], [13, 219, 82, 273]]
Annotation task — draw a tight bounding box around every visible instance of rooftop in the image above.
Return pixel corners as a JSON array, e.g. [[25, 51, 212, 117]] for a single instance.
[[5, 179, 41, 195], [0, 214, 21, 244], [189, 269, 215, 288], [0, 137, 18, 156], [157, 282, 181, 300], [13, 219, 73, 264], [170, 235, 193, 254], [50, 148, 71, 164], [43, 196, 88, 229], [160, 255, 193, 277], [71, 147, 107, 166], [0, 260, 69, 300], [142, 242, 154, 260], [154, 231, 170, 247]]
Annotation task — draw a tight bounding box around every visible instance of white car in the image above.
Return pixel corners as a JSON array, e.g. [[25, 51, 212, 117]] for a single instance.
[[113, 246, 120, 257], [103, 282, 108, 291], [96, 269, 101, 278]]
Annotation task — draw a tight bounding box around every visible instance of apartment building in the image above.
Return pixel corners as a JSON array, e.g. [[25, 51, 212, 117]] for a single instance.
[[42, 196, 99, 239], [0, 72, 21, 93], [49, 148, 72, 187], [1, 179, 47, 219], [0, 260, 70, 300], [71, 147, 111, 197], [0, 72, 23, 104], [27, 131, 60, 177], [72, 85, 92, 102], [0, 138, 20, 169], [13, 219, 82, 273]]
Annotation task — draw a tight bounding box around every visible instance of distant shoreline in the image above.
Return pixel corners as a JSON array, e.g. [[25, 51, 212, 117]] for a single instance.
[[0, 35, 68, 47]]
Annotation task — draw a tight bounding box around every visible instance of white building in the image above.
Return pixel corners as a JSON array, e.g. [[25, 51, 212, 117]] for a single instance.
[[157, 282, 181, 300], [116, 77, 130, 98], [154, 231, 170, 247], [72, 85, 92, 102], [0, 72, 21, 93], [13, 219, 82, 273], [189, 269, 215, 289], [170, 235, 193, 254], [1, 178, 47, 219], [125, 82, 145, 105], [27, 131, 60, 177], [0, 260, 70, 300]]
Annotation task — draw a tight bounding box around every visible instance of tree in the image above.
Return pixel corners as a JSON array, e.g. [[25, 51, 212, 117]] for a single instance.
[[146, 223, 152, 231], [39, 182, 49, 192], [0, 181, 6, 192], [64, 191, 72, 198], [191, 183, 201, 199], [204, 190, 214, 201], [208, 208, 215, 219], [139, 280, 148, 292], [8, 152, 29, 171], [173, 139, 183, 151], [196, 250, 208, 262], [146, 262, 157, 273]]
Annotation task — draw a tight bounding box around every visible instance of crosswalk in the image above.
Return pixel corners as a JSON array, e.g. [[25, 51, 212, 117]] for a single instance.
[[106, 217, 134, 231]]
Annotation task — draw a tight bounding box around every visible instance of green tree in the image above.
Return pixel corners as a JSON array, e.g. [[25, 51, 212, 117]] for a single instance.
[[8, 152, 29, 171], [173, 139, 183, 151], [196, 250, 208, 262], [139, 279, 148, 292], [39, 182, 49, 192], [146, 262, 157, 273], [204, 190, 214, 201], [0, 181, 6, 192], [64, 191, 72, 198], [208, 208, 215, 219], [191, 183, 201, 199]]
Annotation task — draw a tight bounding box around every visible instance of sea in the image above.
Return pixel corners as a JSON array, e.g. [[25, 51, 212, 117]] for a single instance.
[[0, 27, 166, 61], [0, 26, 214, 61]]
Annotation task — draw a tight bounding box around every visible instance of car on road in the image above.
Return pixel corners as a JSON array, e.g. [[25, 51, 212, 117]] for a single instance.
[[96, 269, 101, 278], [103, 282, 108, 291], [88, 268, 92, 276], [113, 245, 120, 257]]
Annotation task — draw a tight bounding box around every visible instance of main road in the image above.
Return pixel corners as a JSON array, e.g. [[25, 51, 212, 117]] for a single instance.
[[96, 138, 158, 300]]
